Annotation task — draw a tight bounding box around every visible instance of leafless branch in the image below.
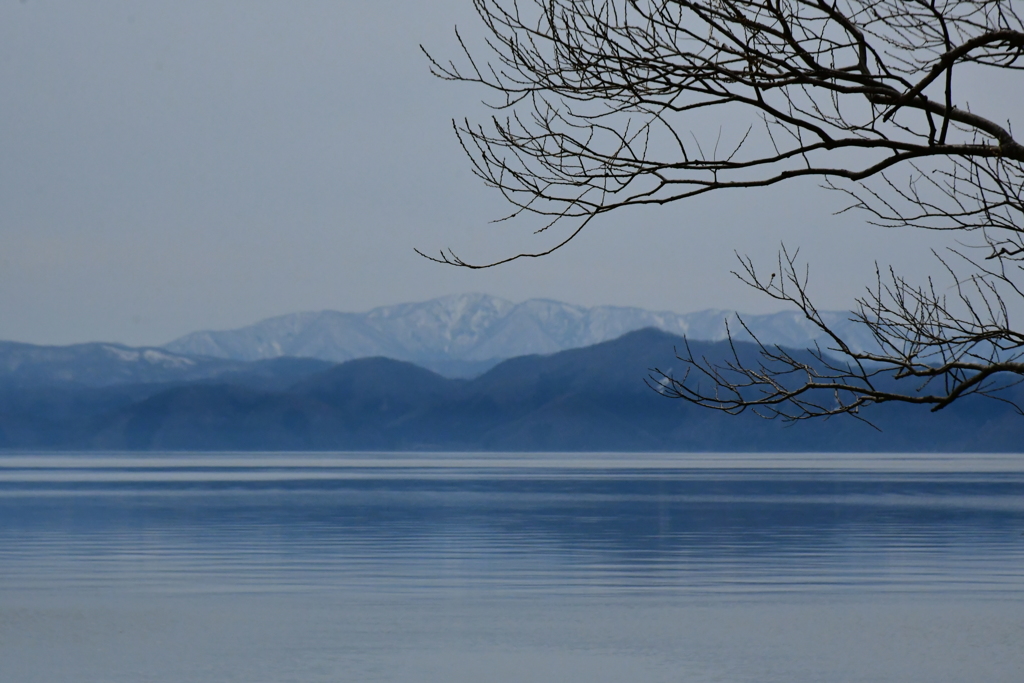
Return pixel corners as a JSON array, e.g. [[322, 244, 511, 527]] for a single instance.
[[426, 0, 1024, 418]]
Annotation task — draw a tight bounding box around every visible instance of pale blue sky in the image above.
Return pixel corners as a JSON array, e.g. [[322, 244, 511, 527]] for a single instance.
[[1, 1, 1016, 346]]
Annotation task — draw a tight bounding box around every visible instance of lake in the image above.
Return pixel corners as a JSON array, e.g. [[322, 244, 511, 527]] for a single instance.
[[1, 452, 1022, 682]]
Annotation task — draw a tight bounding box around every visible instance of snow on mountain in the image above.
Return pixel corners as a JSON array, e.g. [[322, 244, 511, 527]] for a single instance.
[[0, 341, 221, 386], [163, 294, 877, 376]]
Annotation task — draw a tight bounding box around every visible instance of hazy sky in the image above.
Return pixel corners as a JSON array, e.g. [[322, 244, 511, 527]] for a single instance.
[[2, 1, 1020, 346]]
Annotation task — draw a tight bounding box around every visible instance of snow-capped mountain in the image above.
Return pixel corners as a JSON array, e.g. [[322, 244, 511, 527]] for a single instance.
[[0, 341, 219, 386], [163, 294, 877, 376]]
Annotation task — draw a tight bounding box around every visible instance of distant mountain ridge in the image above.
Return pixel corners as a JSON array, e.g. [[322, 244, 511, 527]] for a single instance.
[[0, 341, 225, 387], [3, 329, 1019, 452], [0, 340, 334, 388], [163, 294, 878, 376], [0, 295, 877, 388]]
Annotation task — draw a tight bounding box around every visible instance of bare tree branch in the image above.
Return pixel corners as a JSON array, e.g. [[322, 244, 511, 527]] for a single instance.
[[426, 0, 1024, 419], [650, 247, 1024, 422]]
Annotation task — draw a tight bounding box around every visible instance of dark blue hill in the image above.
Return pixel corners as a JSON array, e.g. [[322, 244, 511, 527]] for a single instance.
[[1, 328, 1021, 451]]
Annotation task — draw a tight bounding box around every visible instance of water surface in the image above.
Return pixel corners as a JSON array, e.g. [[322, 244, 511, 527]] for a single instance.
[[2, 452, 1022, 682]]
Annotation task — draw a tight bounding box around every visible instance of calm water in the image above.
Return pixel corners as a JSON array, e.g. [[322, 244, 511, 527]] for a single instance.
[[1, 452, 1022, 682]]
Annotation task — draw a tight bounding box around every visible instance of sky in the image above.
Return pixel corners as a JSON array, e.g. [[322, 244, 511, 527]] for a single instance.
[[1, 0, 1020, 347]]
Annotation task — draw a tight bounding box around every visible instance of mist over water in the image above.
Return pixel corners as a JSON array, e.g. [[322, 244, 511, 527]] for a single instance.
[[2, 453, 1023, 682]]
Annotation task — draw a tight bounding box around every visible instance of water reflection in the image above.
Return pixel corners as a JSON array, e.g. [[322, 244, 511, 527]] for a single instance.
[[3, 453, 1024, 683], [1, 452, 1022, 597]]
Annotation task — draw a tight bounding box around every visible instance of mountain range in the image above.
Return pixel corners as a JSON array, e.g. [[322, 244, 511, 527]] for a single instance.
[[1, 294, 1017, 451], [0, 327, 1019, 452], [0, 294, 875, 387], [162, 294, 880, 377], [0, 340, 333, 388]]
